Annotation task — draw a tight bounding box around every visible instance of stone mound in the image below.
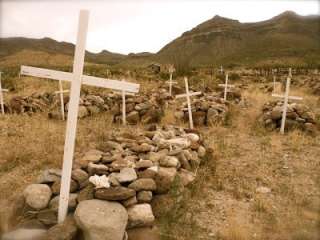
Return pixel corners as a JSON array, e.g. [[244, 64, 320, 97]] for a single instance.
[[6, 92, 54, 114], [7, 126, 211, 239], [261, 100, 318, 133], [175, 94, 230, 126]]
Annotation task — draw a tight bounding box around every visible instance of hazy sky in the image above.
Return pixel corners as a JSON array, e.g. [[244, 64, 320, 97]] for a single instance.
[[1, 0, 319, 54]]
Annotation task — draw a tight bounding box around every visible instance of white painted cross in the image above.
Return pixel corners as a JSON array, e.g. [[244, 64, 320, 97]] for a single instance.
[[54, 80, 69, 120], [166, 66, 177, 96], [176, 77, 201, 129], [272, 77, 303, 134], [219, 65, 223, 74], [0, 72, 9, 115], [113, 79, 135, 125], [218, 73, 235, 101], [20, 10, 140, 222]]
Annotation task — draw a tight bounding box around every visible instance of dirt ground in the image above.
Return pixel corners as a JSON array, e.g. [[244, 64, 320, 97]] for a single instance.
[[0, 77, 319, 240]]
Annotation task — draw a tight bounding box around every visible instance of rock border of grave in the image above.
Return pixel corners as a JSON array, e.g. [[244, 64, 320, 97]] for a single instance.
[[4, 125, 212, 240]]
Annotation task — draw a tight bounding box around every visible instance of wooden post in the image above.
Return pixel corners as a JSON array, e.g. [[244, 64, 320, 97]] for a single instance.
[[55, 80, 69, 120], [58, 10, 89, 223], [218, 73, 234, 101], [0, 72, 8, 115], [122, 80, 126, 125]]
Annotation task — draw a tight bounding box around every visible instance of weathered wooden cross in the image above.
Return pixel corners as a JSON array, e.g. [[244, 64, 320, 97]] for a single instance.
[[272, 77, 303, 134], [218, 73, 235, 101], [219, 65, 223, 74], [20, 10, 140, 222], [0, 72, 9, 114], [54, 80, 69, 120], [166, 66, 177, 96], [176, 77, 201, 129], [113, 79, 135, 125]]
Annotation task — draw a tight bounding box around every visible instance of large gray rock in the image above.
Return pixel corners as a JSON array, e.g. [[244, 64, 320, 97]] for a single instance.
[[127, 204, 155, 229], [23, 184, 52, 210], [1, 228, 47, 240], [74, 199, 128, 240]]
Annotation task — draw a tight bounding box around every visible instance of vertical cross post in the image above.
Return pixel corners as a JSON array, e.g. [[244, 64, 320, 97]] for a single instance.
[[0, 72, 8, 115], [58, 10, 89, 223], [273, 75, 276, 92], [176, 77, 201, 129], [122, 80, 126, 125], [280, 77, 290, 134], [272, 77, 303, 134], [54, 80, 69, 120], [218, 73, 234, 101], [166, 66, 176, 96]]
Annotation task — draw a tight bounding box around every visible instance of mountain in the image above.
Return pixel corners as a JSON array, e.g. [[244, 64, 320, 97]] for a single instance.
[[0, 11, 319, 69], [0, 37, 126, 66], [155, 11, 320, 67]]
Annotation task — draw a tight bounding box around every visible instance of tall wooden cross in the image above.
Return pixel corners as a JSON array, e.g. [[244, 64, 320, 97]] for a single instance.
[[54, 80, 69, 120], [166, 66, 177, 96], [219, 65, 223, 74], [218, 73, 234, 101], [0, 72, 9, 115], [272, 77, 303, 134], [20, 10, 140, 222], [176, 77, 201, 129]]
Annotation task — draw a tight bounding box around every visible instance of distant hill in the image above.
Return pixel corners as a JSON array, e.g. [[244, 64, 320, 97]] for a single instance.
[[0, 37, 126, 66], [155, 11, 320, 68], [0, 11, 319, 69]]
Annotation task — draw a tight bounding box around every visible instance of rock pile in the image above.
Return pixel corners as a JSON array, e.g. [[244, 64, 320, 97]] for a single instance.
[[261, 100, 318, 133], [112, 94, 164, 125], [175, 94, 230, 126], [49, 93, 110, 119], [6, 126, 209, 240], [6, 92, 54, 114]]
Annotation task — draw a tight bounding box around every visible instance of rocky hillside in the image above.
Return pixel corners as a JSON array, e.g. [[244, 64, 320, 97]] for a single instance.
[[155, 11, 320, 67]]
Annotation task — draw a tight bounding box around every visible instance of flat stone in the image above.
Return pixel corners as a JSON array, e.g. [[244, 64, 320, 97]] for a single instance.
[[135, 160, 154, 169], [159, 156, 180, 168], [87, 162, 109, 175], [81, 149, 104, 163], [95, 186, 136, 201], [178, 169, 196, 186], [154, 167, 177, 194], [122, 196, 138, 208], [23, 184, 52, 210], [127, 204, 155, 229], [37, 169, 61, 184], [71, 169, 89, 186], [128, 179, 157, 191], [1, 228, 47, 240], [115, 168, 138, 183], [77, 184, 95, 202], [74, 200, 128, 240]]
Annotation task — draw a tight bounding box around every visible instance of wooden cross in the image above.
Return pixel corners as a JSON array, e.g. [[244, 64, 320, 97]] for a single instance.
[[272, 77, 303, 134], [20, 10, 140, 222], [219, 65, 223, 74], [166, 66, 177, 96], [113, 79, 135, 125], [218, 73, 234, 101], [0, 72, 9, 115], [176, 77, 201, 129], [54, 80, 69, 120]]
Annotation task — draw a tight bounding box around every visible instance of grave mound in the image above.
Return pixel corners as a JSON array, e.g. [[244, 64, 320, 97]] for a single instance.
[[260, 100, 318, 133], [175, 94, 230, 126], [7, 126, 211, 239]]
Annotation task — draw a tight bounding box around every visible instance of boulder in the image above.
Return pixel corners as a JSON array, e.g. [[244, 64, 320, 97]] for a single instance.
[[115, 168, 138, 183], [137, 191, 153, 203], [23, 184, 52, 210], [49, 193, 78, 211], [74, 199, 128, 240], [46, 215, 78, 240]]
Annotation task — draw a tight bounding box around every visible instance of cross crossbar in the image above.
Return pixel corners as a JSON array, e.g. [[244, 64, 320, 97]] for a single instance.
[[21, 65, 140, 93], [176, 91, 202, 98], [271, 93, 303, 101]]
